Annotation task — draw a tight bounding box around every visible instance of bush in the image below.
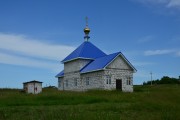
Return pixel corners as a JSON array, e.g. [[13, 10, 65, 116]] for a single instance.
[[143, 76, 180, 85]]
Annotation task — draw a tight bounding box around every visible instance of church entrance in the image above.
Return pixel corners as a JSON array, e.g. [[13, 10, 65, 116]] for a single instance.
[[116, 79, 122, 90]]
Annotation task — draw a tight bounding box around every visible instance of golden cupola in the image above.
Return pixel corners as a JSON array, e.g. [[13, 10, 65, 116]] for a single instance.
[[84, 17, 90, 41]]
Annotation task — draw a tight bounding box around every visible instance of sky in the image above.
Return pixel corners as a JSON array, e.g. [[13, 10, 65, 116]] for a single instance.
[[0, 0, 180, 88]]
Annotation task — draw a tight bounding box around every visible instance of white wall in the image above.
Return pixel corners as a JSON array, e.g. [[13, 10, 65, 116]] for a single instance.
[[26, 82, 42, 94]]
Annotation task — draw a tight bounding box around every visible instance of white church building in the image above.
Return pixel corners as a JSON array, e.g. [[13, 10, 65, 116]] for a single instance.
[[56, 21, 136, 92]]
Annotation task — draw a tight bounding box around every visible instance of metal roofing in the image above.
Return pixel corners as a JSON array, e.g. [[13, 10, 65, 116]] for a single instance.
[[80, 52, 120, 73], [55, 70, 64, 78], [56, 52, 136, 77], [61, 41, 106, 63], [80, 52, 137, 74]]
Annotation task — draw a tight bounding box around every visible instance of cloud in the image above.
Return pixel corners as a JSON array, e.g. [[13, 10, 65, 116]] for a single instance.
[[136, 0, 167, 5], [0, 33, 75, 61], [137, 35, 154, 43], [0, 33, 76, 70], [167, 0, 180, 8], [144, 49, 175, 56], [135, 0, 180, 9], [0, 52, 58, 69], [176, 51, 180, 56], [133, 62, 155, 67]]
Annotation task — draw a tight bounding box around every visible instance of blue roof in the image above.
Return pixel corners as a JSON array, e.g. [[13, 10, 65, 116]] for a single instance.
[[61, 41, 106, 63], [56, 52, 136, 77], [80, 52, 120, 73], [55, 70, 64, 78]]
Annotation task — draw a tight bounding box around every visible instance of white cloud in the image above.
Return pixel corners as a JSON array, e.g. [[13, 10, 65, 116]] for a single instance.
[[167, 0, 180, 8], [133, 62, 155, 66], [136, 0, 167, 4], [176, 51, 180, 56], [137, 35, 154, 43], [144, 49, 175, 56], [0, 52, 58, 69], [0, 33, 76, 71], [135, 0, 180, 9], [0, 33, 75, 61]]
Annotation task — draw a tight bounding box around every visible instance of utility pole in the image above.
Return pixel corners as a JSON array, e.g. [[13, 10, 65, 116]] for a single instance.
[[150, 72, 152, 86]]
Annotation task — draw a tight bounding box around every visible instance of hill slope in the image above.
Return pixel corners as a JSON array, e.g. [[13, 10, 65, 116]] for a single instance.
[[0, 85, 180, 120]]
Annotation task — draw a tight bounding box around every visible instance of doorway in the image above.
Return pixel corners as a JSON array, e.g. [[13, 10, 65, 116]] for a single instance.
[[116, 79, 122, 90]]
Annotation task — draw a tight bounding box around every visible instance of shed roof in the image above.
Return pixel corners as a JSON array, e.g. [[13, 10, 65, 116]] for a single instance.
[[61, 41, 106, 63], [23, 80, 43, 84]]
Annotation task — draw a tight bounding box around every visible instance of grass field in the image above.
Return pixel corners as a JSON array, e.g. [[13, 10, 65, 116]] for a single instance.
[[0, 85, 180, 120]]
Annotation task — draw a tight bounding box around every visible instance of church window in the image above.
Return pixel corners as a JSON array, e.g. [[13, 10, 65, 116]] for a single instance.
[[66, 80, 68, 87], [86, 77, 90, 86], [106, 75, 111, 84], [74, 78, 77, 86], [126, 77, 131, 85]]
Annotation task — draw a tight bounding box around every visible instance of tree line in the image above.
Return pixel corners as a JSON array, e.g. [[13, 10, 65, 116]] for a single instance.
[[143, 76, 180, 85]]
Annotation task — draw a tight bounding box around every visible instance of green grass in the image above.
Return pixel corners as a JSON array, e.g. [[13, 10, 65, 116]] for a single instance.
[[0, 85, 180, 120]]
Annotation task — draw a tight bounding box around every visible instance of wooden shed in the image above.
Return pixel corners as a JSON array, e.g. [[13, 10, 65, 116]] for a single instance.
[[23, 80, 43, 94]]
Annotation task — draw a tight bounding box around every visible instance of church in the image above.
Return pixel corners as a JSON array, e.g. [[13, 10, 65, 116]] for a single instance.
[[56, 21, 136, 92]]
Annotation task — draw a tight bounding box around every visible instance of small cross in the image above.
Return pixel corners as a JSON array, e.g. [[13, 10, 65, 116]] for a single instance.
[[85, 17, 88, 27]]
